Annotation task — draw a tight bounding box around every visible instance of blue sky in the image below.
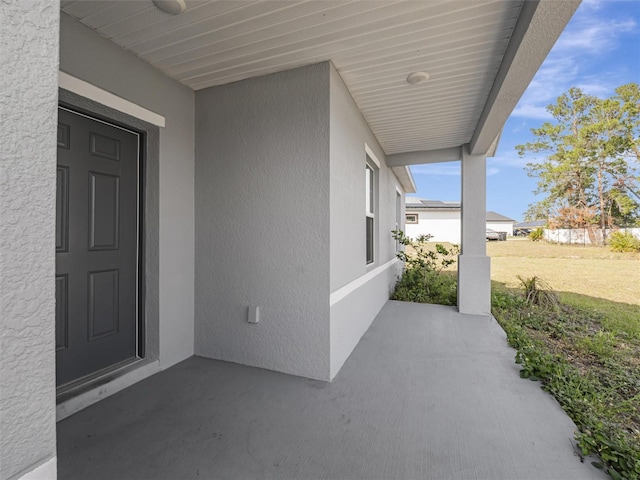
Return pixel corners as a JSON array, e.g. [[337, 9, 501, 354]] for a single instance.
[[409, 0, 640, 222]]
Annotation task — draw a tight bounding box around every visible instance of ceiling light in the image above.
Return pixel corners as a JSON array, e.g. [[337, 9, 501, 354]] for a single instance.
[[407, 72, 430, 85], [153, 0, 186, 15]]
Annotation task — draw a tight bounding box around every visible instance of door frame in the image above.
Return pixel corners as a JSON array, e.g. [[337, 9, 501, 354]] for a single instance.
[[56, 88, 160, 398]]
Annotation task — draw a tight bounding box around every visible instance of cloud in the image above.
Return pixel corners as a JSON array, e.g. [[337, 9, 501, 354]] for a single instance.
[[511, 104, 552, 121], [510, 3, 636, 120], [488, 153, 529, 170], [409, 164, 500, 177], [554, 18, 635, 54], [410, 164, 460, 176]]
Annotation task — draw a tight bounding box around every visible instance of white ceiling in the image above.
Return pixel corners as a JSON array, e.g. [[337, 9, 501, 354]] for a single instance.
[[60, 1, 572, 158]]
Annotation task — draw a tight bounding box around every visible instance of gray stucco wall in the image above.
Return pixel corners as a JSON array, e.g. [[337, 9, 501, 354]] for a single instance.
[[0, 2, 60, 479], [329, 66, 400, 291], [195, 63, 331, 380], [328, 65, 404, 378], [59, 13, 195, 369]]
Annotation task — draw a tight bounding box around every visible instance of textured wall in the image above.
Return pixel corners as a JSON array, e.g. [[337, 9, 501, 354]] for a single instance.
[[328, 65, 404, 377], [0, 2, 60, 479], [405, 211, 462, 243], [328, 65, 400, 291], [59, 13, 195, 369], [195, 63, 331, 380]]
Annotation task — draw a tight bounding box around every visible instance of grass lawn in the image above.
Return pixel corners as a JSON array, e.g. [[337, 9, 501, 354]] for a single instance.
[[487, 238, 640, 306]]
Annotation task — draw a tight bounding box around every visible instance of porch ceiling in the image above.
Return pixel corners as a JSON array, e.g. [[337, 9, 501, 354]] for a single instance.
[[60, 0, 578, 158]]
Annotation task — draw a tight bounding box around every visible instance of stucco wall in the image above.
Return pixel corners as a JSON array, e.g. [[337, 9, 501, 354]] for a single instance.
[[406, 211, 462, 243], [329, 66, 401, 290], [59, 13, 195, 369], [406, 213, 514, 242], [195, 64, 331, 380], [328, 65, 404, 378], [0, 2, 60, 479], [486, 221, 514, 235]]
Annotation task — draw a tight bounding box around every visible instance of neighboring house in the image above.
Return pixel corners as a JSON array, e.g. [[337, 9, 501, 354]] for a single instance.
[[405, 199, 515, 243], [487, 211, 517, 236], [1, 2, 580, 479]]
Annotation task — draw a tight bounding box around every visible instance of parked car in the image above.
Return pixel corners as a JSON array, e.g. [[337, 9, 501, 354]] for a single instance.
[[486, 229, 507, 241], [486, 229, 500, 241]]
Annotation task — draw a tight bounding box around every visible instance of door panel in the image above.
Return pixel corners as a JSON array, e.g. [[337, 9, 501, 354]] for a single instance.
[[55, 274, 69, 351], [89, 172, 120, 250], [56, 107, 140, 387], [56, 166, 69, 252]]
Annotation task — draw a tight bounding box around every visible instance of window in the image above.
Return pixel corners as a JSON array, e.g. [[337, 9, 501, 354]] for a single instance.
[[365, 162, 375, 264], [395, 190, 402, 252], [406, 213, 418, 224]]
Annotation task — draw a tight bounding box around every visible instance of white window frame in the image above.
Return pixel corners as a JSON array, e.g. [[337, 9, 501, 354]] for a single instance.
[[395, 188, 402, 252], [406, 213, 419, 224], [365, 162, 375, 265]]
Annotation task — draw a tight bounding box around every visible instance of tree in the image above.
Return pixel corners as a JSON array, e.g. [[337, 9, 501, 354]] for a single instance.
[[517, 84, 640, 243]]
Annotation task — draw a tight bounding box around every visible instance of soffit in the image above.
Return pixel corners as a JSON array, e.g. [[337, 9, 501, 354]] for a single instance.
[[60, 0, 524, 156]]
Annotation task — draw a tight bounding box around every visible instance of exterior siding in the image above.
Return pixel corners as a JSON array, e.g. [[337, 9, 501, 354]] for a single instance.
[[329, 65, 404, 378], [195, 63, 332, 380], [0, 2, 60, 479], [406, 211, 462, 243]]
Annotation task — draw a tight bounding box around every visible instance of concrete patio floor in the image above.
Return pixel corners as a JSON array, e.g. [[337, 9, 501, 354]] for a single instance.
[[57, 301, 606, 480]]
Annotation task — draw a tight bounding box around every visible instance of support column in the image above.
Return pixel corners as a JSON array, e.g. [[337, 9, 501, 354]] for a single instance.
[[458, 145, 491, 314]]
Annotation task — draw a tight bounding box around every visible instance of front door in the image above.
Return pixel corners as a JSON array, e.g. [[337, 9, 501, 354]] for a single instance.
[[56, 107, 140, 387]]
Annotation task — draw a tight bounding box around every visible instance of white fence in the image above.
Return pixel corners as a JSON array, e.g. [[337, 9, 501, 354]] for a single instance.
[[543, 228, 640, 245]]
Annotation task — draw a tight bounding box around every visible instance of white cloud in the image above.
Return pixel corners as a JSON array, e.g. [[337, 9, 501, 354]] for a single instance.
[[553, 18, 635, 54], [410, 164, 460, 176], [511, 104, 552, 121], [409, 163, 500, 177], [488, 153, 530, 170], [510, 4, 636, 121]]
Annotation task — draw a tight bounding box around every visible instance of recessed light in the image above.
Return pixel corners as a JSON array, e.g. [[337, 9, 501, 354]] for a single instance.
[[407, 72, 430, 85], [153, 0, 186, 15]]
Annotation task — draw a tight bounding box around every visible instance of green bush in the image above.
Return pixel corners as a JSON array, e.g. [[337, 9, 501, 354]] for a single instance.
[[391, 230, 459, 306], [529, 227, 544, 242], [393, 269, 457, 305], [517, 275, 559, 310], [609, 231, 640, 252]]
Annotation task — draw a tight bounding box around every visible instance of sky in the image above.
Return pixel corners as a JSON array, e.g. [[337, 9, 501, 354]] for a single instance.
[[409, 0, 640, 222]]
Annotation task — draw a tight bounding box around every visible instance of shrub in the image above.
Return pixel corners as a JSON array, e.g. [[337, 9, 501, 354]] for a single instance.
[[391, 230, 459, 306], [393, 269, 457, 305], [609, 231, 640, 252], [529, 227, 544, 242], [517, 275, 559, 310]]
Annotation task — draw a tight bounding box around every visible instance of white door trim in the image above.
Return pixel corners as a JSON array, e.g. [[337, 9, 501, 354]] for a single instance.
[[58, 71, 165, 127]]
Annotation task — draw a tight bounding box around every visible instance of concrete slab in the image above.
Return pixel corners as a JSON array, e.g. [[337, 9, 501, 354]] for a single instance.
[[57, 301, 606, 479]]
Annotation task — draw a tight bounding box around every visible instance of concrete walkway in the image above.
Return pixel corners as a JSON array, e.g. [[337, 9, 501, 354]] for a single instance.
[[58, 301, 605, 480]]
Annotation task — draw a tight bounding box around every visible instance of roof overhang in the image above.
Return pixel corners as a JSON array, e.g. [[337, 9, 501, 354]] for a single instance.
[[61, 0, 580, 170]]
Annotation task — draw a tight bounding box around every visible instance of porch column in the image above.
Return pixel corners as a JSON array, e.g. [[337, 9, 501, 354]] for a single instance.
[[458, 144, 491, 315]]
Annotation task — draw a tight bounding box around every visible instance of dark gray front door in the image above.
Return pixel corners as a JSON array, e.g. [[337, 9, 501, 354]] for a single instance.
[[56, 107, 140, 387]]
